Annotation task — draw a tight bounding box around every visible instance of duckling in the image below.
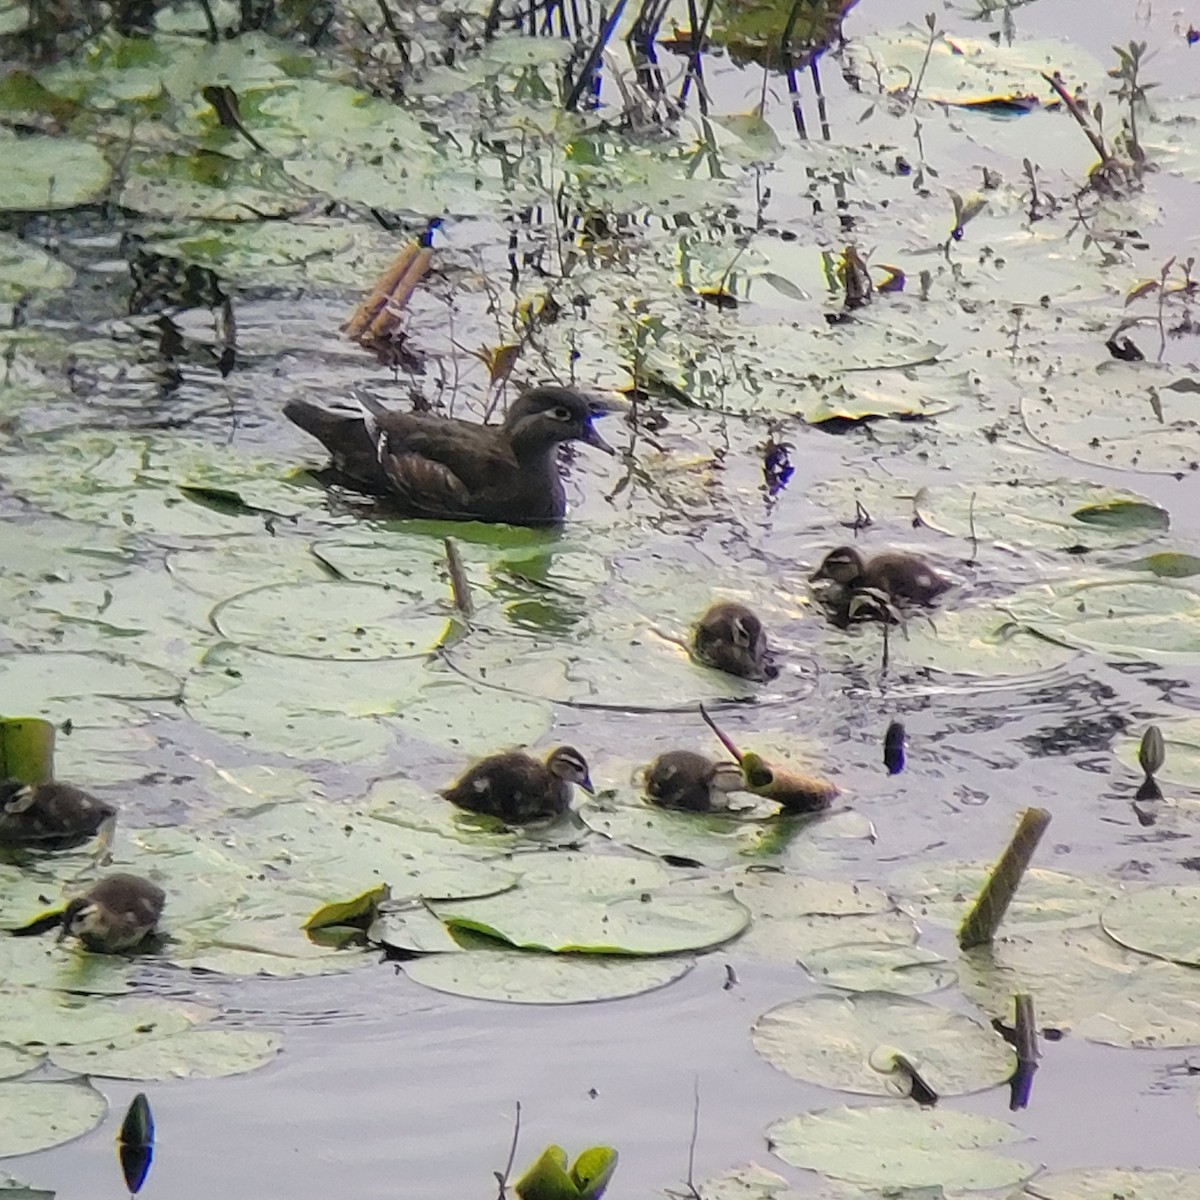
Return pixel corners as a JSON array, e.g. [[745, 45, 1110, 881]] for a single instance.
[[643, 751, 745, 812], [0, 779, 116, 851], [284, 385, 616, 525], [810, 546, 950, 606], [57, 874, 165, 953], [691, 602, 778, 682], [441, 746, 593, 824]]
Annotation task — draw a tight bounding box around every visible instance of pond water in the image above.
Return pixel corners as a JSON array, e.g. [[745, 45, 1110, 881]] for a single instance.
[[3, 0, 1200, 1197]]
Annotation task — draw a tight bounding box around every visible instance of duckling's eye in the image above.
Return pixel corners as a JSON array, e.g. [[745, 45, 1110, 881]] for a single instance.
[[551, 406, 573, 421]]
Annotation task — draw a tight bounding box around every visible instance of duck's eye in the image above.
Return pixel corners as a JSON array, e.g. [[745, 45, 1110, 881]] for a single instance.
[[551, 406, 573, 421]]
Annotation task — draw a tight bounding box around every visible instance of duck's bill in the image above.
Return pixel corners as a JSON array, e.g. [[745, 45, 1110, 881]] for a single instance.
[[581, 424, 616, 455], [579, 774, 596, 795]]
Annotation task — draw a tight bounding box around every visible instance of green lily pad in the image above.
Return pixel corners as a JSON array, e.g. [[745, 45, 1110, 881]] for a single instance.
[[766, 1105, 1035, 1191], [753, 992, 1015, 1095], [0, 1080, 107, 1157], [403, 949, 694, 1004], [431, 874, 749, 956], [0, 234, 74, 299]]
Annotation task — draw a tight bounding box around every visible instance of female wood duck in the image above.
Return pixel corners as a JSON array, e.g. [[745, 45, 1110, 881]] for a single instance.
[[643, 750, 744, 812], [57, 874, 165, 953], [0, 779, 116, 851], [691, 602, 778, 681], [810, 546, 951, 606], [441, 746, 593, 824], [284, 386, 616, 525]]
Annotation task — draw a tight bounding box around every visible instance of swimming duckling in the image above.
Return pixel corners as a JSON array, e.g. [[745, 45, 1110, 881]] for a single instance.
[[643, 751, 745, 812], [441, 746, 593, 824], [285, 386, 615, 525], [810, 547, 950, 606], [0, 779, 116, 851], [691, 602, 778, 682], [58, 874, 165, 953]]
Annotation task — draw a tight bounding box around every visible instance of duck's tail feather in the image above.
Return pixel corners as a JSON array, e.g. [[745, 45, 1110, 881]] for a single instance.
[[284, 398, 387, 492]]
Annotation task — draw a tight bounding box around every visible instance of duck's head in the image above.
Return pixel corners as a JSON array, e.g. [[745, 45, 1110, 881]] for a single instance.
[[505, 387, 616, 456], [57, 897, 106, 945], [0, 781, 35, 814], [546, 745, 595, 794], [692, 601, 777, 682], [810, 546, 866, 587]]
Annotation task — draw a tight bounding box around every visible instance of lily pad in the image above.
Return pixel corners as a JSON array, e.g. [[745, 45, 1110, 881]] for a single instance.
[[0, 1080, 107, 1157], [49, 1027, 280, 1081], [766, 1104, 1035, 1191], [802, 943, 957, 996], [1024, 1167, 1200, 1200], [1101, 886, 1200, 966], [211, 580, 448, 660], [753, 992, 1015, 1095], [431, 882, 749, 956], [403, 949, 694, 1004], [0, 135, 111, 211]]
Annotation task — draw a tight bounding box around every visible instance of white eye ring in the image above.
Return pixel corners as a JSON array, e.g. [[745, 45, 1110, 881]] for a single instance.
[[551, 406, 572, 421]]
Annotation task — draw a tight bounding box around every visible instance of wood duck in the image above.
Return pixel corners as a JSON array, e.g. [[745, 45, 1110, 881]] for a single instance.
[[57, 874, 165, 953], [643, 750, 744, 812], [441, 746, 593, 824], [284, 386, 616, 525], [0, 779, 116, 851], [810, 547, 950, 606], [691, 602, 778, 682]]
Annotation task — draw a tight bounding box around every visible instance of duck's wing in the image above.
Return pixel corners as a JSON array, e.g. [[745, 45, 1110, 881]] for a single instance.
[[360, 399, 521, 517]]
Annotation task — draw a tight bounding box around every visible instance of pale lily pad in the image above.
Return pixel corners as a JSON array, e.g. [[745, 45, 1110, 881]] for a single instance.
[[1024, 1167, 1200, 1200], [370, 905, 466, 954], [1021, 364, 1200, 476], [802, 943, 956, 995], [403, 949, 694, 1004], [886, 604, 1080, 678], [0, 135, 111, 211], [0, 1080, 107, 1158], [849, 29, 1106, 105], [211, 580, 448, 660], [1101, 886, 1200, 966], [753, 993, 1015, 1095], [0, 1175, 54, 1200], [0, 1047, 37, 1082], [1018, 579, 1200, 663], [0, 989, 205, 1049], [0, 651, 179, 726], [766, 1105, 1035, 1191], [183, 644, 406, 762], [892, 864, 1115, 928], [0, 234, 73, 299], [49, 1027, 280, 1080], [959, 925, 1200, 1047]]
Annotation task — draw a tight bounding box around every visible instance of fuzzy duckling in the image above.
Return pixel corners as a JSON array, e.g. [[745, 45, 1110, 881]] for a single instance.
[[285, 386, 615, 525], [691, 602, 778, 682], [810, 547, 950, 607], [441, 746, 593, 824], [0, 779, 116, 852], [58, 874, 165, 953], [643, 751, 745, 812]]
